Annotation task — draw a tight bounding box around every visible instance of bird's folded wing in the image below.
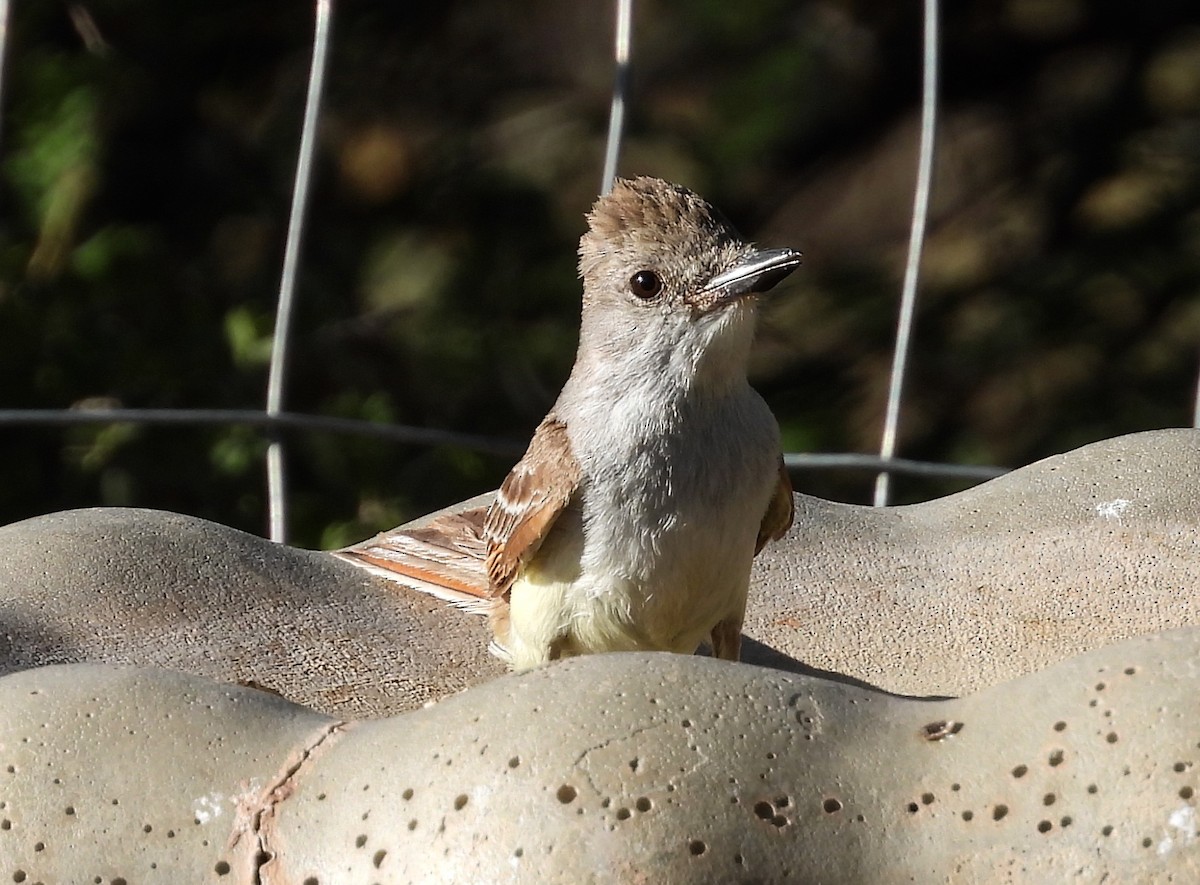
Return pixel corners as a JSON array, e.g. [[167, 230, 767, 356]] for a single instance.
[[755, 457, 795, 554], [333, 508, 494, 612], [484, 416, 581, 598]]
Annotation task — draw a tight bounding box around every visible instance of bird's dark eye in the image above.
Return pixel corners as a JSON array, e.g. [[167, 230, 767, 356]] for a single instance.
[[629, 270, 663, 300]]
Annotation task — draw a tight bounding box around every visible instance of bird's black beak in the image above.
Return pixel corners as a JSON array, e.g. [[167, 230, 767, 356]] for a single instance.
[[698, 247, 803, 309]]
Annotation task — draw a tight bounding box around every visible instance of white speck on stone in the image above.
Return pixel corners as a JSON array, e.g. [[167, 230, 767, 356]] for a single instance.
[[1096, 499, 1131, 520], [472, 784, 492, 814], [1169, 805, 1196, 837], [193, 793, 224, 824], [1158, 806, 1196, 855]]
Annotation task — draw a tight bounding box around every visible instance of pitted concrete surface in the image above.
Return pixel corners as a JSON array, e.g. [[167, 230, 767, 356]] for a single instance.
[[0, 507, 505, 717], [746, 427, 1200, 695], [1, 631, 1198, 883], [0, 429, 1196, 711]]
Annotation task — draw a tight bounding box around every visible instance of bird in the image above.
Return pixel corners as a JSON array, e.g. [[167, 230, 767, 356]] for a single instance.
[[335, 176, 800, 670]]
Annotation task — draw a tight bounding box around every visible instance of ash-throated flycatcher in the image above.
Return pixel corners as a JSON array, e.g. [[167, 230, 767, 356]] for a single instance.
[[336, 176, 800, 670]]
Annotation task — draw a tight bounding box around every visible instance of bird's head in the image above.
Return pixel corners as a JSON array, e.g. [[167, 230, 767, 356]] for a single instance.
[[576, 177, 801, 392]]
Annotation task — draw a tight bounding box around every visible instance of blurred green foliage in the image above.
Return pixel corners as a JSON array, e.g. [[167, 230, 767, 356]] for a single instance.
[[1, 0, 1198, 547]]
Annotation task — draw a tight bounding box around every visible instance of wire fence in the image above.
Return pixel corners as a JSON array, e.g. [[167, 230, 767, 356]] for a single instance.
[[1, 1, 1194, 543]]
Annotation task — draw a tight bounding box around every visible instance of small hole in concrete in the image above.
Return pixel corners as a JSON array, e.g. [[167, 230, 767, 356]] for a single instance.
[[454, 794, 469, 811], [616, 808, 631, 821], [1043, 793, 1056, 806], [951, 783, 961, 792], [1061, 816, 1073, 827], [1101, 825, 1114, 836], [513, 847, 524, 859], [1142, 837, 1153, 849], [681, 719, 692, 728], [214, 861, 230, 875], [1087, 784, 1098, 794], [1124, 667, 1136, 676], [1012, 765, 1028, 778], [407, 819, 417, 831], [0, 820, 10, 830], [1037, 820, 1052, 833], [32, 843, 43, 852], [508, 756, 521, 769], [402, 788, 413, 800], [993, 805, 1009, 821], [921, 720, 963, 740], [1106, 732, 1119, 744], [906, 802, 919, 814], [689, 839, 707, 856], [921, 793, 935, 805], [636, 797, 652, 812], [823, 798, 843, 814], [1096, 683, 1106, 692], [302, 878, 318, 885], [734, 853, 744, 866], [1053, 721, 1067, 732], [556, 785, 577, 805], [64, 806, 75, 816], [754, 801, 774, 821], [962, 810, 974, 822], [13, 872, 26, 883], [1174, 762, 1189, 773], [1180, 786, 1194, 800], [355, 835, 367, 848], [1049, 750, 1065, 767], [629, 758, 640, 773], [373, 849, 386, 868]]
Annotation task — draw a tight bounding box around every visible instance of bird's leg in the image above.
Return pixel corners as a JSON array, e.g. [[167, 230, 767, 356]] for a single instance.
[[710, 616, 743, 661]]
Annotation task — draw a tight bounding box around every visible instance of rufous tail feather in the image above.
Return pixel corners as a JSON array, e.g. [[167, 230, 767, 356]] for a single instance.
[[333, 508, 496, 615]]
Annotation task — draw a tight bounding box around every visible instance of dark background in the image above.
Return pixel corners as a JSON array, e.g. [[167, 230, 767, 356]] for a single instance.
[[2, 0, 1198, 548]]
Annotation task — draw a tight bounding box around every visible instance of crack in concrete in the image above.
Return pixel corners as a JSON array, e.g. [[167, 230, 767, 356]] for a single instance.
[[572, 722, 665, 797], [229, 718, 353, 883]]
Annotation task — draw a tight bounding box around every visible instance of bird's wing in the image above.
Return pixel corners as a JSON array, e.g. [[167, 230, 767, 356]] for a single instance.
[[755, 457, 794, 555], [484, 416, 581, 598]]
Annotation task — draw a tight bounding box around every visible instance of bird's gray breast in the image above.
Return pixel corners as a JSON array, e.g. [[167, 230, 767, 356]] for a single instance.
[[567, 385, 779, 554]]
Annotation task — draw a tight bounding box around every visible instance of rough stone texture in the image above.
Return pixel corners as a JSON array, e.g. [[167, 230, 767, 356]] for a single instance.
[[0, 665, 339, 883], [2, 631, 1198, 883], [0, 507, 505, 717], [0, 429, 1197, 713], [745, 428, 1200, 695]]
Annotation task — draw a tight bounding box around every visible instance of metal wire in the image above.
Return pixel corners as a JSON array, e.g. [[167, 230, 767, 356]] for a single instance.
[[600, 0, 633, 195], [1193, 364, 1200, 428], [873, 0, 940, 507], [786, 452, 1005, 482], [265, 0, 333, 543], [0, 0, 9, 148], [0, 409, 524, 456]]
